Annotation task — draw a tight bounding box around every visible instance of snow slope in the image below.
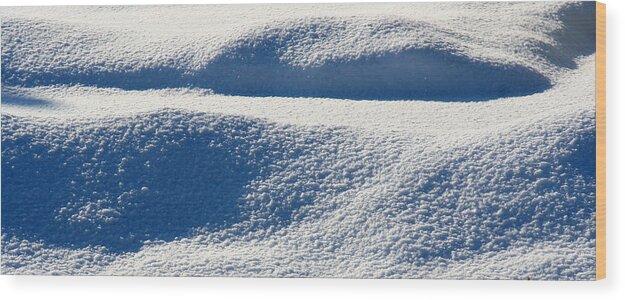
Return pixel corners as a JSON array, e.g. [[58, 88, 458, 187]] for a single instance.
[[1, 2, 597, 279]]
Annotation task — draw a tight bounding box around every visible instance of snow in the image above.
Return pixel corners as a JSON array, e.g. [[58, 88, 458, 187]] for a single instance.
[[1, 1, 597, 279]]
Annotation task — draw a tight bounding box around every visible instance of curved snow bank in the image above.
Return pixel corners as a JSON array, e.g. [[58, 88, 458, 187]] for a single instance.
[[1, 2, 596, 100], [0, 18, 550, 100], [2, 109, 596, 278], [198, 21, 551, 100]]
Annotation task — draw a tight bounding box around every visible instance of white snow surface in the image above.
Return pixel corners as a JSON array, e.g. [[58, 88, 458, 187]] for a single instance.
[[1, 2, 597, 279]]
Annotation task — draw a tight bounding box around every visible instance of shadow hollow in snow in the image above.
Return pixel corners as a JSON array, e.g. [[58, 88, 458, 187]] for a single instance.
[[1, 18, 552, 100], [1, 47, 551, 101], [381, 127, 596, 264], [1, 94, 54, 107], [200, 46, 551, 101], [560, 129, 596, 180], [0, 113, 281, 252], [1, 111, 381, 253], [537, 1, 597, 69]]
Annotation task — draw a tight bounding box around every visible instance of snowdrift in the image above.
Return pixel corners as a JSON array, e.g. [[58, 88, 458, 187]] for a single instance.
[[1, 2, 597, 279], [2, 107, 596, 278], [1, 2, 594, 100], [2, 111, 385, 252], [202, 36, 551, 100]]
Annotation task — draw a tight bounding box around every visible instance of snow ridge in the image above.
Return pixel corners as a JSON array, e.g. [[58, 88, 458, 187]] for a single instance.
[[1, 2, 594, 100], [2, 107, 596, 278]]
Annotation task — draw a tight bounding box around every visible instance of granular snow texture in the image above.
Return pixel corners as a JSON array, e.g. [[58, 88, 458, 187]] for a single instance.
[[1, 2, 597, 279]]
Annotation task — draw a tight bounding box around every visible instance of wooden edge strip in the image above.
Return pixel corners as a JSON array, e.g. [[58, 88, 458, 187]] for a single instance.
[[596, 0, 606, 281]]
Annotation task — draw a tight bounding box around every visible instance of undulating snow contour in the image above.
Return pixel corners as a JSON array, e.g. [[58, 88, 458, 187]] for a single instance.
[[1, 2, 596, 279]]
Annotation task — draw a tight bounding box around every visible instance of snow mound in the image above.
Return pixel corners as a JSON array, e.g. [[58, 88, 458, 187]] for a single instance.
[[2, 107, 596, 278], [197, 19, 551, 100], [1, 2, 595, 100], [1, 111, 389, 252]]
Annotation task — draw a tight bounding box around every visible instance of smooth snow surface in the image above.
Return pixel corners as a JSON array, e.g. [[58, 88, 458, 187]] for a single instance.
[[1, 2, 596, 279]]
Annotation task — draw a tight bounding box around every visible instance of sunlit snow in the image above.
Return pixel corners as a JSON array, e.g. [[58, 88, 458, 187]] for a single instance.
[[1, 1, 596, 279]]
